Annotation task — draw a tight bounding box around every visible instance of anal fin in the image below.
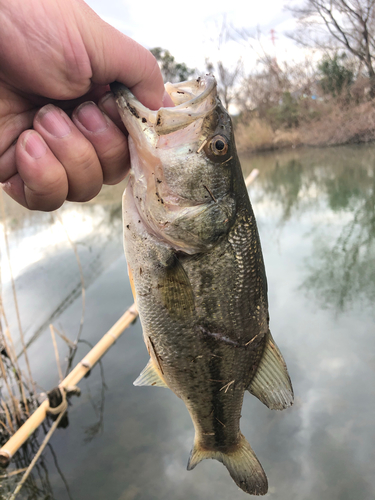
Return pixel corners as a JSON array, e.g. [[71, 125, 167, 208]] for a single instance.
[[187, 433, 268, 496], [133, 359, 168, 388], [248, 330, 294, 410]]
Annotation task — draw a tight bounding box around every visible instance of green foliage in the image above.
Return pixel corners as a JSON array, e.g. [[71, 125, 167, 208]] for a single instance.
[[267, 92, 299, 129], [318, 54, 354, 97], [150, 47, 194, 83]]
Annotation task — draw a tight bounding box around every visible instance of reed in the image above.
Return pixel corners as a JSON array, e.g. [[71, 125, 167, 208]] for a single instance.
[[0, 190, 60, 498], [0, 197, 87, 451], [0, 195, 38, 447], [0, 191, 35, 402]]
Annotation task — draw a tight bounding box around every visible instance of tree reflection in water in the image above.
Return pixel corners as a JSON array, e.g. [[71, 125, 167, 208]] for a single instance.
[[302, 149, 375, 312], [243, 145, 375, 313]]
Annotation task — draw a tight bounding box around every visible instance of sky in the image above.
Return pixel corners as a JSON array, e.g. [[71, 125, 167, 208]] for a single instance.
[[85, 0, 306, 75]]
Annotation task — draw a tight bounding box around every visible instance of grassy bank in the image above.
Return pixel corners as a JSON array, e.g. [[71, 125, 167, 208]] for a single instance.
[[235, 100, 375, 154]]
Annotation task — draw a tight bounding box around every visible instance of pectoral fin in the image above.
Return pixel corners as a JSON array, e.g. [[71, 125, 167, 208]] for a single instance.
[[133, 359, 168, 388], [157, 254, 195, 320], [248, 331, 294, 410]]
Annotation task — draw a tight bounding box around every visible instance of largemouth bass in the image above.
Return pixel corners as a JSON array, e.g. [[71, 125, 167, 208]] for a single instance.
[[111, 76, 293, 496]]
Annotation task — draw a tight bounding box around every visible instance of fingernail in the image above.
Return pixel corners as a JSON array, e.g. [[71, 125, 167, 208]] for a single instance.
[[75, 101, 109, 133], [99, 93, 119, 118], [22, 131, 47, 159], [38, 104, 71, 138]]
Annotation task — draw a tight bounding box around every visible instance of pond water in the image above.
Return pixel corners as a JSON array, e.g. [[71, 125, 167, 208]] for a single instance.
[[1, 145, 374, 500]]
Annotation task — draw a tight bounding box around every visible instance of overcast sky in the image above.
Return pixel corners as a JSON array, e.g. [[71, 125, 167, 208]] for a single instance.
[[85, 0, 305, 74]]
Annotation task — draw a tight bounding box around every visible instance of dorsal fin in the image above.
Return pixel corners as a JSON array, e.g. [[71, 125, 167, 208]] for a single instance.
[[248, 331, 294, 410], [133, 359, 168, 388]]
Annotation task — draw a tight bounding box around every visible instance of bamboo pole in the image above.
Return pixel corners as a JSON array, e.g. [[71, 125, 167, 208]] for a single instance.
[[0, 304, 138, 467], [244, 168, 259, 187]]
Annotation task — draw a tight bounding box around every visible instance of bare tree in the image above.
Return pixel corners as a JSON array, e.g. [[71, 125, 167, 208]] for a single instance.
[[206, 59, 242, 110], [289, 0, 375, 96], [236, 54, 291, 117], [202, 16, 243, 111]]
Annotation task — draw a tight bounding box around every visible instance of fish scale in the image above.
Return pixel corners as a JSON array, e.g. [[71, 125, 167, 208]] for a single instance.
[[112, 76, 293, 496]]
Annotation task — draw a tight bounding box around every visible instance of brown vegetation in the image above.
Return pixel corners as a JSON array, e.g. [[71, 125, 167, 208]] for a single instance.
[[223, 1, 375, 154], [235, 99, 375, 154], [235, 119, 300, 153], [300, 100, 375, 146]]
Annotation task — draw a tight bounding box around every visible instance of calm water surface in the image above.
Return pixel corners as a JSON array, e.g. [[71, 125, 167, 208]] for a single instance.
[[1, 145, 374, 500]]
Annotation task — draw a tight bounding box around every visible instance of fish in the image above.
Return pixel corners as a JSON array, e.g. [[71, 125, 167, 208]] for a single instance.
[[111, 76, 293, 496]]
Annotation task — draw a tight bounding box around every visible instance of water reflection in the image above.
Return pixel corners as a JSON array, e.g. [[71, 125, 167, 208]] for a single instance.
[[79, 343, 106, 444], [0, 183, 125, 353], [243, 145, 375, 313], [304, 166, 375, 312], [1, 147, 375, 499], [0, 432, 71, 500], [259, 158, 304, 221]]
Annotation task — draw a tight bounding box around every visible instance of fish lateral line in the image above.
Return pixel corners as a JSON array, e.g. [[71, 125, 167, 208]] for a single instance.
[[198, 325, 260, 348]]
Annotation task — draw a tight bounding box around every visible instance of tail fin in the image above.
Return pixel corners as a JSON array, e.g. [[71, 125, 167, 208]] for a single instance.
[[187, 434, 268, 496]]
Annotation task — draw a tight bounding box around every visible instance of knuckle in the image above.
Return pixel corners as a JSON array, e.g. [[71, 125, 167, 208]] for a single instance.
[[67, 141, 100, 174], [98, 143, 129, 184], [99, 139, 127, 164]]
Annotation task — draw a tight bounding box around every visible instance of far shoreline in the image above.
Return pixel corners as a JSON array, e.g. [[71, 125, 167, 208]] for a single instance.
[[235, 100, 375, 156]]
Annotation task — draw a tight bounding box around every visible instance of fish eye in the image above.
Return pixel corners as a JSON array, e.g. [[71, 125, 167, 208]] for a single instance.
[[210, 135, 229, 155]]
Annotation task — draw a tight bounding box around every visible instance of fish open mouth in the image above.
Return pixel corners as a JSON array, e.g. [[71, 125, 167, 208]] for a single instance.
[[111, 75, 230, 253], [110, 76, 218, 144]]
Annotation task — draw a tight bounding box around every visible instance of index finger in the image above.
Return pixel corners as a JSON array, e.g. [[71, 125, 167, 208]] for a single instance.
[[79, 9, 165, 110]]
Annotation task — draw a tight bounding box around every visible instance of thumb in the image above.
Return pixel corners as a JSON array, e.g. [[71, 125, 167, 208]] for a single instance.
[[78, 3, 165, 110]]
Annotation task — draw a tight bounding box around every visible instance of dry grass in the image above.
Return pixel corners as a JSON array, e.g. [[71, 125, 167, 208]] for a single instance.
[[234, 100, 375, 154], [300, 100, 375, 147], [235, 119, 275, 153], [235, 119, 302, 154]]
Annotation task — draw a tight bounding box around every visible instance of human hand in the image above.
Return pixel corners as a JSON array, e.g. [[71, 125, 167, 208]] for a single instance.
[[0, 0, 171, 211]]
